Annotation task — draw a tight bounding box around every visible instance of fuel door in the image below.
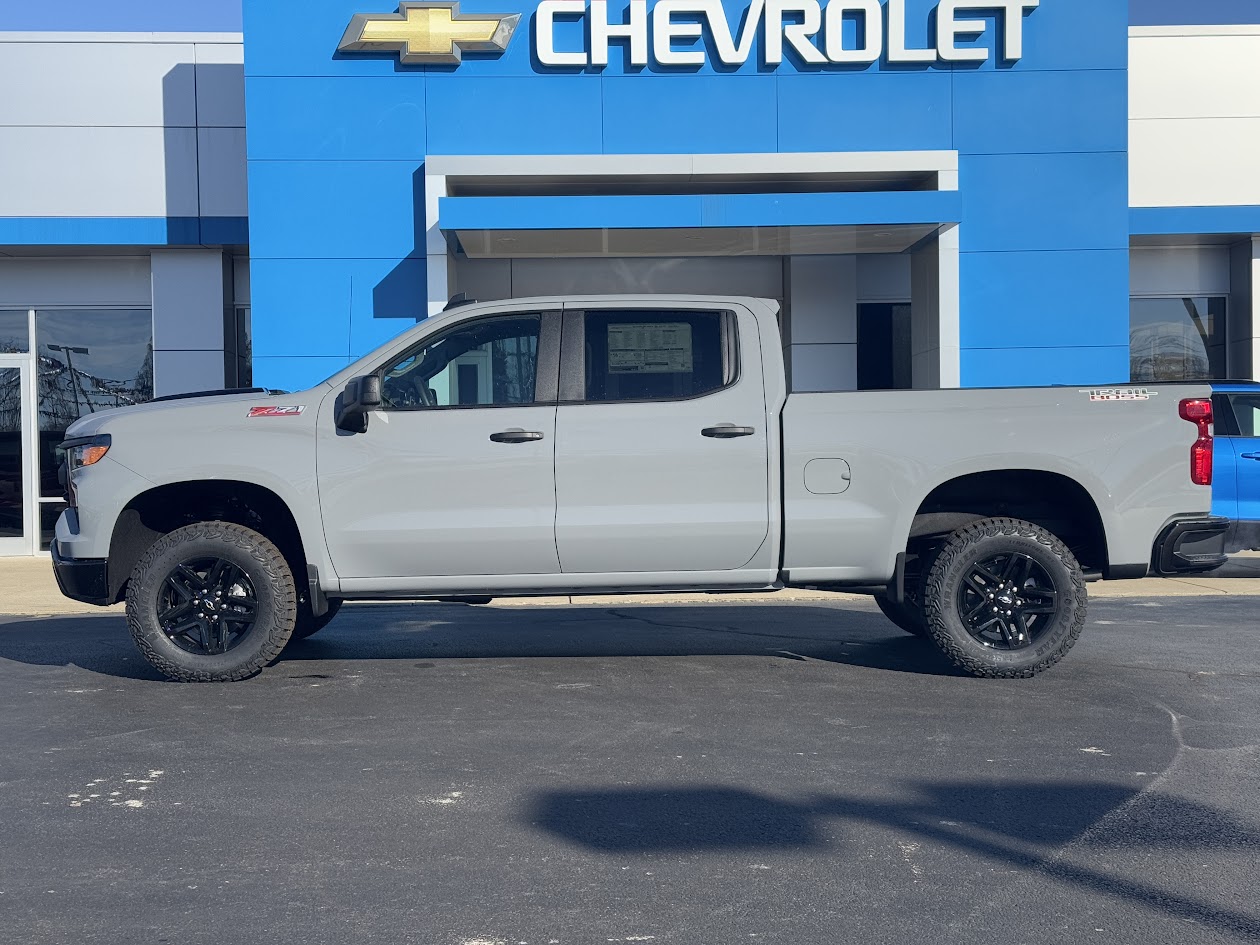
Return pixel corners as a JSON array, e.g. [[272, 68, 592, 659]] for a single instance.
[[804, 458, 852, 495]]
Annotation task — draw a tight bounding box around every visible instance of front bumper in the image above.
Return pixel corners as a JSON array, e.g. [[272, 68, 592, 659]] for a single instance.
[[1152, 516, 1230, 575], [51, 541, 111, 606]]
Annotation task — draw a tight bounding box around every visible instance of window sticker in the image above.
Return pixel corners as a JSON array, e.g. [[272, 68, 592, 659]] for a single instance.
[[607, 322, 693, 374]]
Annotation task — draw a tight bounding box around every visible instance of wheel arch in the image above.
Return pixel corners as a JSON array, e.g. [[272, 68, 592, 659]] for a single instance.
[[107, 480, 312, 604], [904, 469, 1110, 576]]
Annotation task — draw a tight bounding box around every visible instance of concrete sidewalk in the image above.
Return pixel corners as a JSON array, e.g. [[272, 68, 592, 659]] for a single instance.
[[3, 553, 1260, 617]]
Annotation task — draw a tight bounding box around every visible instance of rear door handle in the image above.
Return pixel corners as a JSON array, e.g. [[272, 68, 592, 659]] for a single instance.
[[489, 429, 545, 444], [702, 424, 756, 439], [1241, 452, 1260, 461]]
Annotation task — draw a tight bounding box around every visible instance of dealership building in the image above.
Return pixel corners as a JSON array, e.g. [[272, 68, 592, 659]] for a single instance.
[[0, 0, 1258, 554]]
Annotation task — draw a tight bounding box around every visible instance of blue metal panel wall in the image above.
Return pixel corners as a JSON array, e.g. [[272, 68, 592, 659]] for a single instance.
[[243, 0, 1132, 388]]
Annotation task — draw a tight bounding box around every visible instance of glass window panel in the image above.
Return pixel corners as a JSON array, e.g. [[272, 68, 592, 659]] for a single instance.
[[40, 501, 66, 551], [857, 303, 913, 391], [36, 310, 153, 497], [1129, 297, 1227, 382], [381, 314, 540, 409], [236, 305, 252, 388], [583, 310, 728, 403], [0, 311, 29, 353], [1225, 394, 1260, 438], [0, 368, 24, 539]]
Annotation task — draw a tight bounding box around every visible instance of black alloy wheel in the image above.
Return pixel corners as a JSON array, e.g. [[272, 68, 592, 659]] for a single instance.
[[956, 551, 1058, 650], [126, 521, 297, 682], [158, 557, 260, 655], [922, 517, 1086, 679]]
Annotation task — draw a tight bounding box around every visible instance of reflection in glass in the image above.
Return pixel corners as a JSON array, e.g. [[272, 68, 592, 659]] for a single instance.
[[232, 305, 253, 389], [1130, 297, 1227, 382], [382, 315, 540, 409], [0, 311, 29, 354], [40, 501, 66, 551], [0, 368, 23, 539], [36, 310, 153, 497]]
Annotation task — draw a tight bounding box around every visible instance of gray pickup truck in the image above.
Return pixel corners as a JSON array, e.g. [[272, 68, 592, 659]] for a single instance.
[[52, 295, 1228, 682]]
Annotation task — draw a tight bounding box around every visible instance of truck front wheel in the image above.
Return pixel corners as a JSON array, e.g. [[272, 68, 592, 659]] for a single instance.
[[922, 517, 1086, 679], [125, 522, 297, 682]]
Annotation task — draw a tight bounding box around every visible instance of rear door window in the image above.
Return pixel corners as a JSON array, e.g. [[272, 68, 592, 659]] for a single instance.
[[580, 310, 734, 403]]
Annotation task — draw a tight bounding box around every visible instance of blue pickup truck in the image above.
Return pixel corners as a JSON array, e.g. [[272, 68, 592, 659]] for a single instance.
[[1212, 382, 1260, 552]]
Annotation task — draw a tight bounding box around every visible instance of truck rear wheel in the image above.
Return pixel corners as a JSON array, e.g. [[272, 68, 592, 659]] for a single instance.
[[922, 517, 1086, 679], [125, 521, 297, 682]]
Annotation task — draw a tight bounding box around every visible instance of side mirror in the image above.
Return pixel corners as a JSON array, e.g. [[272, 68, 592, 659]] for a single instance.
[[334, 375, 383, 434]]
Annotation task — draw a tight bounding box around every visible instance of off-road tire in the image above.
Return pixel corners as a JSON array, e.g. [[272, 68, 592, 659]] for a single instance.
[[875, 593, 928, 637], [126, 521, 297, 682], [291, 598, 343, 641], [923, 517, 1087, 679]]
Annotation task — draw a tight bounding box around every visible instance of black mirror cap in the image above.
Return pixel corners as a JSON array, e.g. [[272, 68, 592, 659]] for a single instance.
[[334, 375, 379, 434]]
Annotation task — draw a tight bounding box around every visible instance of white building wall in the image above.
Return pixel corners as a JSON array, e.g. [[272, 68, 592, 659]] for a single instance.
[[1130, 27, 1260, 208], [0, 32, 245, 220]]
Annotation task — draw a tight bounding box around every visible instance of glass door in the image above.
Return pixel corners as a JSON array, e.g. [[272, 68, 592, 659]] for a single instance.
[[0, 357, 34, 555]]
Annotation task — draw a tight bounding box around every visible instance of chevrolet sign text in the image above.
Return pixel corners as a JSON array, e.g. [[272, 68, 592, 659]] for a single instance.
[[536, 0, 1039, 67]]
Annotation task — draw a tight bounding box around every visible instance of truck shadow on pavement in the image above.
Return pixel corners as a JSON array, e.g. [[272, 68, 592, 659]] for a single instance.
[[0, 602, 969, 681], [529, 783, 1260, 940]]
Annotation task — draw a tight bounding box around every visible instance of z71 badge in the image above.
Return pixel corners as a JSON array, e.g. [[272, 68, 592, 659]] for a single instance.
[[247, 405, 305, 418], [1081, 388, 1158, 402]]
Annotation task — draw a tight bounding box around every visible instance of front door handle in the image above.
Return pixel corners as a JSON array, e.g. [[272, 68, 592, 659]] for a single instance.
[[702, 424, 756, 439], [1241, 452, 1260, 461], [489, 429, 545, 444]]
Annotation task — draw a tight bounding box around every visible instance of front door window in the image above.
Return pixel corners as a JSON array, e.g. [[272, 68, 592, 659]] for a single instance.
[[381, 314, 540, 409]]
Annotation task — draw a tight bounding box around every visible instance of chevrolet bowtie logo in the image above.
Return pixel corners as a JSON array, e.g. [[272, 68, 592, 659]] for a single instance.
[[339, 1, 520, 65]]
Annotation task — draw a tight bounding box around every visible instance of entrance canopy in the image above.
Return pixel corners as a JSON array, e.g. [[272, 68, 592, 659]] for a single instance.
[[426, 150, 961, 297]]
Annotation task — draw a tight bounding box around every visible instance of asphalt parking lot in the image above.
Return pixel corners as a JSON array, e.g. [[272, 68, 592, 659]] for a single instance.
[[0, 595, 1257, 945]]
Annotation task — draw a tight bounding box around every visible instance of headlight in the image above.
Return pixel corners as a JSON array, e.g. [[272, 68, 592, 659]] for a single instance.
[[59, 435, 111, 506]]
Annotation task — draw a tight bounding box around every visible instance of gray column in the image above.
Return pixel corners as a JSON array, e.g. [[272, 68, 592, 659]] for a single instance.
[[910, 226, 960, 389], [151, 248, 229, 397], [783, 255, 857, 392]]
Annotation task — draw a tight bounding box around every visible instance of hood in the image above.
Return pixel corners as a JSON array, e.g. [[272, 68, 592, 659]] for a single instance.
[[64, 387, 323, 438]]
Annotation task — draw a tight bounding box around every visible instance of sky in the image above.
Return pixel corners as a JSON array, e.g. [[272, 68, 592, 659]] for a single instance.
[[0, 1, 1257, 32]]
